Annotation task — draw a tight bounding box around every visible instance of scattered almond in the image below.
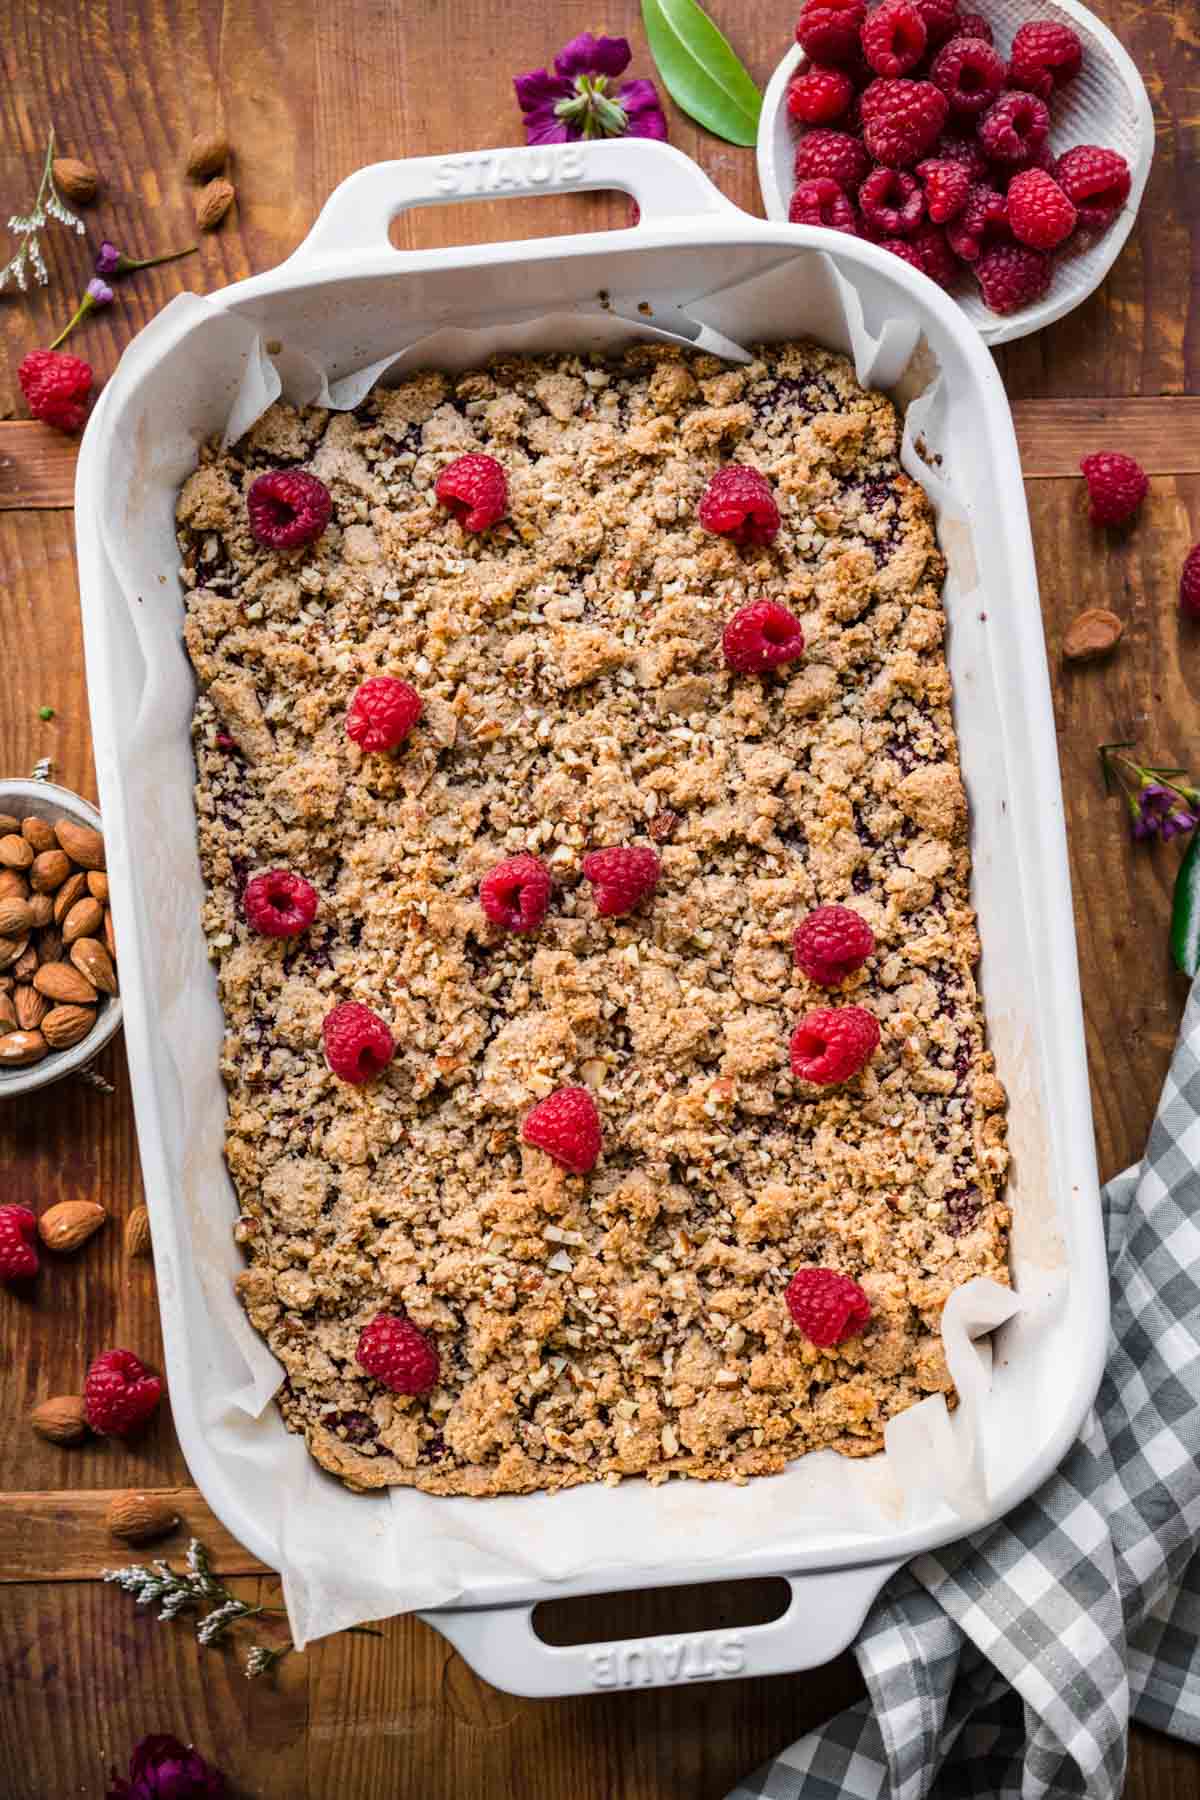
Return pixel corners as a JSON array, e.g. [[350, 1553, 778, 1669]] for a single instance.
[[0, 1029, 47, 1066], [27, 893, 53, 929], [0, 834, 34, 870], [62, 895, 103, 945], [104, 909, 116, 960], [31, 849, 71, 893], [0, 869, 28, 899], [0, 993, 15, 1031], [53, 157, 98, 203], [70, 937, 117, 995], [125, 1205, 152, 1258], [0, 934, 29, 971], [0, 813, 19, 836], [185, 129, 231, 180], [12, 943, 38, 983], [53, 819, 105, 871], [0, 897, 33, 938], [86, 870, 110, 902], [42, 1004, 97, 1051], [1063, 607, 1124, 662], [196, 176, 235, 231], [38, 1198, 105, 1251], [30, 1395, 89, 1445], [33, 962, 97, 1005], [14, 986, 48, 1031], [21, 817, 56, 854], [106, 1491, 181, 1545], [53, 871, 88, 924]]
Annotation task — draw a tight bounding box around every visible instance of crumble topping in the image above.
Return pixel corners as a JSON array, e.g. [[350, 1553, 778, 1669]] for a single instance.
[[176, 340, 1010, 1495]]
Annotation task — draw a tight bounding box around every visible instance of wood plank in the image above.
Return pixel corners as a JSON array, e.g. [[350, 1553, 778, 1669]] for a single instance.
[[0, 424, 76, 510], [1013, 398, 1200, 477], [0, 1489, 268, 1582]]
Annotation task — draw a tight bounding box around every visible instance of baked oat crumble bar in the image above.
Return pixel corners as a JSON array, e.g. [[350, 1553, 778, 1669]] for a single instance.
[[175, 339, 1010, 1496]]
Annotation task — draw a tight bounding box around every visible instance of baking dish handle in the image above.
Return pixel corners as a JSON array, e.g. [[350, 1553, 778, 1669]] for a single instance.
[[421, 1559, 902, 1698], [286, 140, 740, 266]]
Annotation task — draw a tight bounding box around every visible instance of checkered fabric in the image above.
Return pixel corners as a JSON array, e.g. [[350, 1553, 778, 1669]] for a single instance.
[[731, 978, 1200, 1800]]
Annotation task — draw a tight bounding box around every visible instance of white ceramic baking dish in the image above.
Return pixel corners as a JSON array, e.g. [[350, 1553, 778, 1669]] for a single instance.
[[74, 138, 1107, 1698]]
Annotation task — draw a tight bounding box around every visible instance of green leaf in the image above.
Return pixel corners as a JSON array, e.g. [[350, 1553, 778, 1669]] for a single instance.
[[642, 0, 762, 147], [1171, 830, 1200, 978]]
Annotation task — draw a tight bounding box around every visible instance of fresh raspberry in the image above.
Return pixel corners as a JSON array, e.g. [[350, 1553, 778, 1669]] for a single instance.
[[790, 1005, 880, 1084], [479, 852, 552, 933], [934, 132, 989, 180], [322, 1001, 395, 1084], [434, 452, 507, 532], [914, 0, 962, 48], [346, 676, 423, 753], [975, 242, 1052, 313], [795, 0, 867, 64], [861, 0, 927, 77], [793, 905, 876, 984], [860, 79, 948, 167], [83, 1349, 163, 1437], [698, 465, 782, 546], [949, 10, 992, 43], [246, 469, 332, 549], [916, 157, 971, 222], [785, 1267, 872, 1346], [946, 183, 1009, 261], [356, 1314, 440, 1394], [1006, 169, 1077, 250], [929, 35, 1006, 119], [1007, 19, 1083, 96], [789, 177, 860, 234], [787, 62, 856, 123], [17, 350, 94, 433], [1053, 145, 1131, 233], [0, 1206, 38, 1282], [243, 869, 319, 938], [521, 1086, 602, 1175], [1180, 545, 1200, 620], [910, 222, 960, 286], [859, 166, 925, 236], [877, 237, 925, 272], [1079, 452, 1149, 527], [793, 127, 871, 190], [581, 846, 661, 917], [978, 91, 1050, 168], [722, 600, 806, 673]]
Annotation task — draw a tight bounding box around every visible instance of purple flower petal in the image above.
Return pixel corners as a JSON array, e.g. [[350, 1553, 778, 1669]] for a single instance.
[[95, 240, 122, 275], [87, 276, 114, 305], [513, 67, 572, 113], [522, 110, 575, 145], [617, 78, 669, 140], [555, 32, 631, 79]]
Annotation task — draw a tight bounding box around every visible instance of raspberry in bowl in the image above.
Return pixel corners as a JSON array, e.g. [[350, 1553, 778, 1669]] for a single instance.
[[757, 0, 1154, 343]]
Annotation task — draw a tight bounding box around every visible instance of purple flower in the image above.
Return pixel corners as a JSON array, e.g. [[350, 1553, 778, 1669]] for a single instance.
[[94, 239, 197, 278], [107, 1735, 226, 1800], [96, 239, 122, 275], [514, 33, 667, 145], [1132, 783, 1198, 842], [88, 276, 114, 306]]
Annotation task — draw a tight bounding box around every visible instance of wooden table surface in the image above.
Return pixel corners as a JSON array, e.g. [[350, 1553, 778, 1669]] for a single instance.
[[1, 0, 1198, 1793]]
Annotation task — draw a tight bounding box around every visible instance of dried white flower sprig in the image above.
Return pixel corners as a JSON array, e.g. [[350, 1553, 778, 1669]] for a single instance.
[[1, 128, 85, 293], [102, 1537, 382, 1679]]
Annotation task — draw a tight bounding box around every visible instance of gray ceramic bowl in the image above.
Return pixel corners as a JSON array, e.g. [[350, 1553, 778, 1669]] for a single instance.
[[0, 778, 122, 1098]]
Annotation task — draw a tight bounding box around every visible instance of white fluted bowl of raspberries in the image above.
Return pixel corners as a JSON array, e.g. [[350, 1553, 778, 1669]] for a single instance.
[[757, 0, 1154, 344]]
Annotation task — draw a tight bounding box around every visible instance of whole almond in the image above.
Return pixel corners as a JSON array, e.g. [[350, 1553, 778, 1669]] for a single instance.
[[39, 927, 63, 965], [27, 893, 53, 929], [42, 1004, 97, 1051], [62, 896, 103, 945], [70, 937, 117, 995], [104, 909, 116, 961], [87, 870, 110, 902], [14, 986, 48, 1031], [30, 1395, 89, 1445], [0, 897, 33, 937], [1063, 607, 1124, 662], [0, 869, 28, 900], [38, 1198, 105, 1250], [53, 871, 88, 924], [31, 850, 71, 893], [54, 819, 105, 871], [53, 157, 98, 202], [106, 1491, 181, 1545], [185, 129, 231, 180], [12, 943, 38, 983], [0, 834, 33, 870], [196, 176, 235, 231], [0, 1029, 47, 1066], [0, 935, 29, 971], [125, 1205, 152, 1258], [0, 993, 15, 1031], [0, 814, 18, 836], [33, 962, 97, 1005], [21, 817, 56, 854]]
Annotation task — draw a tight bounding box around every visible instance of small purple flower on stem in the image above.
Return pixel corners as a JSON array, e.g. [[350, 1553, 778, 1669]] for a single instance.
[[96, 238, 198, 278], [1132, 783, 1198, 843], [514, 33, 668, 144], [47, 276, 114, 350], [1101, 744, 1200, 845], [107, 1733, 226, 1800]]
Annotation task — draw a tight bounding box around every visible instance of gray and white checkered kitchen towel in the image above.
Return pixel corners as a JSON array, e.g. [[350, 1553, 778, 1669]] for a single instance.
[[730, 976, 1200, 1800]]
